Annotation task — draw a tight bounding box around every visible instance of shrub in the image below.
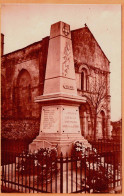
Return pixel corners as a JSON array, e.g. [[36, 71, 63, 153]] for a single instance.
[[17, 147, 58, 183], [72, 141, 113, 193]]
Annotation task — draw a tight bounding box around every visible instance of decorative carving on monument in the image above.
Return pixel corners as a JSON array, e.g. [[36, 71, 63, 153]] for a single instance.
[[62, 42, 71, 77], [62, 24, 70, 36]]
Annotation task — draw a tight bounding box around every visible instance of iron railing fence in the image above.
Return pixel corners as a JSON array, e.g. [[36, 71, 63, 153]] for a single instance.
[[1, 139, 121, 166], [90, 139, 121, 153], [1, 149, 122, 193]]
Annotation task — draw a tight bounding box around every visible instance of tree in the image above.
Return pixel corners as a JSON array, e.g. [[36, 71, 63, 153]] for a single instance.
[[88, 72, 107, 140]]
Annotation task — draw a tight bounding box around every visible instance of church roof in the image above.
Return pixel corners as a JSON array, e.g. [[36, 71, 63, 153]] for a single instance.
[[2, 25, 110, 68]]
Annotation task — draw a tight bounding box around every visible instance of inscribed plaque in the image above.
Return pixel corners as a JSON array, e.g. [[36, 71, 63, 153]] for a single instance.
[[41, 106, 59, 133], [62, 107, 80, 133]]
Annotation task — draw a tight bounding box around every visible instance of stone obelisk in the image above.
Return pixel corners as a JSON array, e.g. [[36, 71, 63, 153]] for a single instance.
[[29, 21, 90, 155]]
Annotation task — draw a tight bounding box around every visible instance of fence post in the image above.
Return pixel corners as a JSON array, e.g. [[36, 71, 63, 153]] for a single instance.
[[17, 155, 20, 192], [104, 140, 105, 152], [71, 153, 73, 193], [101, 140, 102, 153], [51, 154, 53, 193], [89, 153, 91, 193], [2, 164, 4, 187], [113, 152, 116, 189], [60, 152, 63, 193], [66, 153, 68, 193], [92, 152, 95, 193], [55, 156, 57, 193]]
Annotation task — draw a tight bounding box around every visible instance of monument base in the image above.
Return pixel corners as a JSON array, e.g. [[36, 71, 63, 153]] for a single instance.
[[29, 133, 91, 156], [29, 103, 91, 156]]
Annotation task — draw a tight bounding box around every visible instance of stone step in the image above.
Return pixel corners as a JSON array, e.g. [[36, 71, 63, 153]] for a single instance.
[[34, 135, 90, 146]]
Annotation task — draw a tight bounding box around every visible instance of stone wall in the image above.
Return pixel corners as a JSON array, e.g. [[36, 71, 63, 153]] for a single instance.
[[1, 119, 40, 140]]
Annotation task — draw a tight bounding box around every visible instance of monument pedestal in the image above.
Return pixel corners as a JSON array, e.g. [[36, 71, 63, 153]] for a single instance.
[[29, 21, 91, 156], [29, 94, 90, 156], [29, 133, 90, 156]]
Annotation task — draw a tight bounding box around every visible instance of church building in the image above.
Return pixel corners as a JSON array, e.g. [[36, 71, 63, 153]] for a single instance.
[[1, 22, 111, 144]]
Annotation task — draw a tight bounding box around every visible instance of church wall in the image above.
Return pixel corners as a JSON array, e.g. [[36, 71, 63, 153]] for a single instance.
[[1, 37, 49, 140], [2, 58, 40, 119], [1, 58, 41, 140], [72, 27, 111, 140], [71, 27, 109, 72], [77, 69, 111, 140]]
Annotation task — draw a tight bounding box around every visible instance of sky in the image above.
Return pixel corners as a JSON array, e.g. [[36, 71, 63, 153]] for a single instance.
[[1, 4, 121, 121]]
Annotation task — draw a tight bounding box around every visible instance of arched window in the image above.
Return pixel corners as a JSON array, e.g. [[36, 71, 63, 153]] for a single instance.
[[16, 69, 32, 118], [81, 68, 88, 91], [81, 72, 84, 90]]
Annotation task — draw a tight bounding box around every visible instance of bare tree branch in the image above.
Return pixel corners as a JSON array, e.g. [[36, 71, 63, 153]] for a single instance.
[[87, 73, 107, 140]]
